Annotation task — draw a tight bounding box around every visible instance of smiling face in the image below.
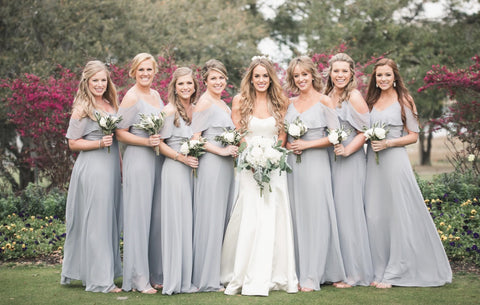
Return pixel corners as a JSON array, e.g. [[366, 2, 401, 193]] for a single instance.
[[292, 65, 313, 92], [251, 64, 270, 93], [375, 65, 395, 91], [88, 70, 108, 98], [330, 61, 352, 90], [205, 70, 226, 97], [135, 59, 155, 88], [175, 74, 195, 102]]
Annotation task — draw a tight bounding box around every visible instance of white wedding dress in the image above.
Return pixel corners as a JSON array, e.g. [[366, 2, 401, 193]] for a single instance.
[[220, 116, 298, 296]]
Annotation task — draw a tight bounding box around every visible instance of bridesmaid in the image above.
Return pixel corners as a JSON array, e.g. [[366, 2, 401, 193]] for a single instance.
[[324, 53, 373, 287], [191, 59, 238, 292], [364, 58, 452, 288], [61, 60, 122, 293], [284, 55, 345, 291], [158, 67, 199, 295], [116, 53, 164, 294]]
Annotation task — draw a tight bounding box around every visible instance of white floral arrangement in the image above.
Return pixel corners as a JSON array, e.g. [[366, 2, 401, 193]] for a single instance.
[[284, 116, 309, 163], [363, 122, 389, 165], [251, 55, 269, 62], [180, 137, 207, 177], [133, 112, 166, 155], [94, 111, 123, 153], [327, 126, 350, 161], [214, 128, 246, 146], [238, 136, 292, 197]]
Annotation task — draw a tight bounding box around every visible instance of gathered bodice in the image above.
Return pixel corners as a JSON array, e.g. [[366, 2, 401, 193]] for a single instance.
[[285, 102, 339, 140], [191, 103, 234, 144], [244, 116, 278, 144], [335, 102, 370, 143], [370, 102, 419, 139]]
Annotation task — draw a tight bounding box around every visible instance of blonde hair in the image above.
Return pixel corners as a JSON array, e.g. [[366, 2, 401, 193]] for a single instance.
[[72, 60, 118, 120], [167, 67, 199, 126], [324, 53, 358, 105], [285, 55, 324, 95], [237, 57, 288, 132], [129, 53, 158, 78], [201, 59, 228, 82]]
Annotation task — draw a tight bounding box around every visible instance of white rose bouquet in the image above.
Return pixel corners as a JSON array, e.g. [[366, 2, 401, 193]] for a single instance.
[[327, 126, 350, 161], [215, 128, 247, 167], [239, 136, 292, 197], [133, 112, 166, 155], [94, 111, 123, 153], [284, 117, 308, 163], [180, 137, 207, 178], [363, 122, 389, 165]]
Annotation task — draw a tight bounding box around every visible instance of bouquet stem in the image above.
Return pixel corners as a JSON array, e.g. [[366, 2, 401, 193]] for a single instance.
[[155, 146, 159, 156], [193, 168, 197, 178], [107, 146, 111, 153], [296, 154, 302, 163], [375, 152, 379, 165]]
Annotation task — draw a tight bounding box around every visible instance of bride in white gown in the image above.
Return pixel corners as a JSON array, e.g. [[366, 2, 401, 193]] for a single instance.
[[220, 56, 298, 296]]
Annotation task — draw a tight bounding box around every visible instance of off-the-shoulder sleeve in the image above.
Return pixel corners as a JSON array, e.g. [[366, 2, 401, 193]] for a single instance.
[[66, 117, 94, 139], [160, 115, 175, 139], [404, 106, 420, 132], [191, 107, 212, 133], [344, 102, 370, 131], [117, 104, 138, 129], [323, 104, 340, 129]]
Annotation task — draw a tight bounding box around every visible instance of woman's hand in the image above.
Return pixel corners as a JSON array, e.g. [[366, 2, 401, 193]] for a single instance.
[[289, 139, 309, 155], [101, 134, 114, 148], [371, 139, 388, 152], [334, 143, 347, 157], [148, 134, 161, 148], [221, 145, 238, 157], [182, 156, 199, 168]]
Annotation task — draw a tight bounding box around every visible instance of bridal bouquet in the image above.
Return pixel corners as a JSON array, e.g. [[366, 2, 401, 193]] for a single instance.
[[327, 126, 350, 161], [238, 136, 292, 197], [94, 111, 123, 153], [180, 137, 207, 178], [215, 128, 247, 167], [133, 112, 166, 155], [284, 117, 308, 163], [363, 122, 389, 165]]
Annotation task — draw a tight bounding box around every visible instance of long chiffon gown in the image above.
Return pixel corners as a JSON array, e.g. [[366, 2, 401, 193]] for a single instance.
[[220, 116, 298, 296], [285, 102, 346, 291], [61, 113, 122, 293], [329, 101, 373, 286], [191, 103, 236, 292], [118, 98, 164, 292], [365, 102, 452, 286], [160, 114, 197, 295]]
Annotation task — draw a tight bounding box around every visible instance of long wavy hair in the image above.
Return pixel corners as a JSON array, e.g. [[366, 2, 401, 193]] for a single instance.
[[238, 57, 288, 131], [324, 53, 358, 106], [167, 67, 199, 127], [72, 60, 118, 120], [284, 55, 323, 95], [365, 58, 417, 126]]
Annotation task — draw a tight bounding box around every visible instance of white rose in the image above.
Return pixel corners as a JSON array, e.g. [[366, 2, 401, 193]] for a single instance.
[[265, 147, 282, 165], [468, 154, 475, 162], [328, 132, 339, 145], [224, 132, 235, 143], [99, 117, 107, 128], [340, 131, 348, 140], [189, 140, 200, 147], [375, 128, 386, 139], [288, 124, 301, 137], [180, 142, 190, 155], [364, 128, 373, 139]]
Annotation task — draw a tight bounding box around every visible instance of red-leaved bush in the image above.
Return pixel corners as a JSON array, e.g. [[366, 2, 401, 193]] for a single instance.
[[419, 55, 480, 175]]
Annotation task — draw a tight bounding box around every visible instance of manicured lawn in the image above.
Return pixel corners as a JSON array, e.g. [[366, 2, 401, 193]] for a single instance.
[[1, 264, 479, 305]]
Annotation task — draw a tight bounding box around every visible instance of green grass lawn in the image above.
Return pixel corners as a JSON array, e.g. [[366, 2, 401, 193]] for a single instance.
[[1, 264, 479, 305]]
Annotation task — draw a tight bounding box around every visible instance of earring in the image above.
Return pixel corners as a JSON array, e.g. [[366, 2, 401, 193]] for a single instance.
[[394, 81, 396, 88], [193, 89, 196, 92], [376, 83, 378, 88], [174, 90, 177, 95]]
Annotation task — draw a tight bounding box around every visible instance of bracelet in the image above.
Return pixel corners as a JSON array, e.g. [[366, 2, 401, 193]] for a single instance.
[[174, 152, 179, 161], [98, 139, 102, 149]]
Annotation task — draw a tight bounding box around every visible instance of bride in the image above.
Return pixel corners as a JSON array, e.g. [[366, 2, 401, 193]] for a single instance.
[[220, 56, 298, 296]]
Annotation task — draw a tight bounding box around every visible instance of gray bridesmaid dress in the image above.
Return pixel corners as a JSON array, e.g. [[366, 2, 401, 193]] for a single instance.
[[285, 102, 346, 290], [61, 113, 122, 293], [118, 99, 164, 292], [160, 114, 197, 295], [365, 102, 452, 286], [329, 102, 373, 286], [191, 104, 235, 292]]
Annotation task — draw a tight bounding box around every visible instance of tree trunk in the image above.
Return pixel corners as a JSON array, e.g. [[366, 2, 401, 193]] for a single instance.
[[419, 126, 433, 166]]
